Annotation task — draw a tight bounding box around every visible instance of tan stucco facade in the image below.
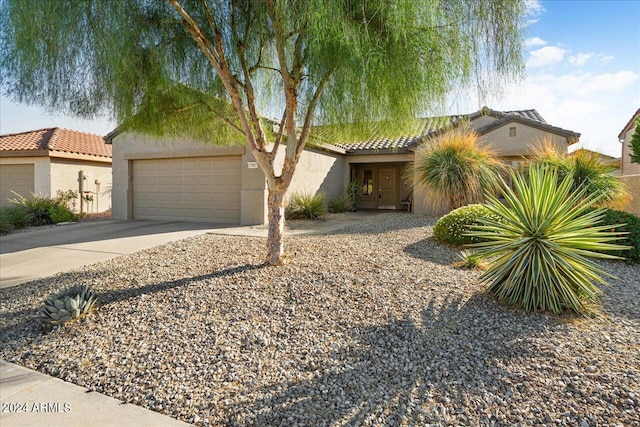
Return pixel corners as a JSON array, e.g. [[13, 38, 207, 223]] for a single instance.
[[274, 146, 345, 202], [111, 132, 266, 225], [109, 111, 579, 223], [0, 156, 112, 212], [620, 122, 640, 177]]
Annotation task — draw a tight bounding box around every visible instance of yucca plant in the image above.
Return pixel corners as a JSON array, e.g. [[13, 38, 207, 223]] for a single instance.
[[411, 128, 504, 211], [468, 165, 629, 316], [41, 285, 98, 325]]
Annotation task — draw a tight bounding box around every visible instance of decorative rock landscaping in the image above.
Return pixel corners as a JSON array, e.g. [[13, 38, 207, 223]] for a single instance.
[[1, 213, 638, 426]]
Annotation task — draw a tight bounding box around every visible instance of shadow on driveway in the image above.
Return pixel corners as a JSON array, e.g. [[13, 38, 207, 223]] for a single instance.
[[0, 220, 235, 255]]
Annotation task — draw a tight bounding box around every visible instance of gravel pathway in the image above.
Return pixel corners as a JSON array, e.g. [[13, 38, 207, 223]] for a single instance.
[[1, 213, 638, 426]]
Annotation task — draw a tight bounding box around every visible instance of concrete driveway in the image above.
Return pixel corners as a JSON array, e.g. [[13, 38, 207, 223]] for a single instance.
[[0, 220, 235, 288]]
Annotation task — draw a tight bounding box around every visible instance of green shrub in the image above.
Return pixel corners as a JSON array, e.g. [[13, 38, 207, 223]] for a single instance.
[[0, 209, 14, 235], [588, 208, 640, 263], [49, 204, 76, 223], [433, 204, 504, 246], [0, 205, 31, 234], [11, 194, 77, 226], [286, 192, 327, 220], [329, 196, 349, 213], [468, 165, 629, 316]]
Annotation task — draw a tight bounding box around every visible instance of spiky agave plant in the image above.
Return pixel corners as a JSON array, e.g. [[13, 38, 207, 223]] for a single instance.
[[468, 164, 629, 316], [41, 285, 98, 325]]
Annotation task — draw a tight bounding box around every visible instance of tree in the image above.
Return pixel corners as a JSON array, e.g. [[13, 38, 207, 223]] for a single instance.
[[0, 0, 527, 265], [411, 129, 505, 211], [629, 119, 640, 163]]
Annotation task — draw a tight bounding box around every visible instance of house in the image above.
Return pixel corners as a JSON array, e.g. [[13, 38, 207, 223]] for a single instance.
[[618, 108, 640, 215], [0, 128, 112, 213], [106, 107, 580, 224]]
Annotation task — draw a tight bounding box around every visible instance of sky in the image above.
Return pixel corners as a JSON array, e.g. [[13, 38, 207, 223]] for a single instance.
[[1, 0, 639, 158]]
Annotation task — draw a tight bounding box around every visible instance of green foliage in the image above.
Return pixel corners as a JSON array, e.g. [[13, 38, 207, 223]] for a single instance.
[[329, 196, 349, 213], [453, 250, 487, 270], [531, 142, 628, 209], [11, 194, 78, 226], [286, 192, 327, 220], [55, 189, 78, 211], [469, 165, 630, 316], [433, 204, 504, 246], [0, 0, 525, 142], [587, 208, 640, 263], [0, 205, 31, 234], [41, 285, 98, 326], [630, 119, 640, 163], [412, 129, 505, 211], [346, 179, 361, 211]]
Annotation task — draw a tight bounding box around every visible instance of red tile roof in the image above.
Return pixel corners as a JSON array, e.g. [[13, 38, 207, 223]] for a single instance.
[[0, 128, 112, 158]]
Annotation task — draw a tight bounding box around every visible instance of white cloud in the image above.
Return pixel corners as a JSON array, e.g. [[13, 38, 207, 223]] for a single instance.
[[525, 37, 547, 47], [526, 46, 568, 68], [568, 53, 615, 67], [568, 53, 593, 67], [451, 69, 639, 157], [524, 0, 544, 26], [598, 54, 614, 65]]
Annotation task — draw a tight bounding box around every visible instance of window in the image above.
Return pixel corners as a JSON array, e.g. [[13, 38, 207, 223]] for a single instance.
[[509, 127, 516, 137], [362, 169, 373, 195]]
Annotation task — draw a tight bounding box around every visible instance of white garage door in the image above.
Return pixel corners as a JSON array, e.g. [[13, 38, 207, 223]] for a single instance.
[[132, 156, 241, 223], [0, 164, 35, 208]]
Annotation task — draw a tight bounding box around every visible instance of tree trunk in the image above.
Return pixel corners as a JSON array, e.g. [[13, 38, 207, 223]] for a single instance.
[[266, 186, 286, 265]]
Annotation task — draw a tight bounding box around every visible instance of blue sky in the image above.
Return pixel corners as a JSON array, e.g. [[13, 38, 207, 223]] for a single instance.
[[1, 0, 638, 157]]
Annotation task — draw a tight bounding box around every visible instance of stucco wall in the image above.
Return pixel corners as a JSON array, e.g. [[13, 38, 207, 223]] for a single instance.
[[0, 156, 51, 197], [480, 125, 568, 157], [618, 175, 640, 216], [273, 146, 345, 202], [49, 159, 113, 213], [110, 132, 266, 224], [621, 126, 640, 176]]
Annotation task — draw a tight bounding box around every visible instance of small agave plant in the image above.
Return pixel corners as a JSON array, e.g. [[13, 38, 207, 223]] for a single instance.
[[41, 285, 98, 325]]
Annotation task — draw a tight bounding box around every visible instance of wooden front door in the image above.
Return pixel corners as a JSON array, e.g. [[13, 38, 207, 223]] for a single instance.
[[377, 168, 397, 209]]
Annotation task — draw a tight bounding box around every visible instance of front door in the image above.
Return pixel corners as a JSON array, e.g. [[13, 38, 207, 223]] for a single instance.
[[377, 168, 397, 209]]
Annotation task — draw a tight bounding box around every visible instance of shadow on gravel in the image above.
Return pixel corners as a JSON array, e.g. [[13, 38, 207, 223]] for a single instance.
[[232, 295, 549, 426], [0, 264, 267, 347], [403, 237, 458, 265], [0, 268, 112, 344], [96, 263, 267, 306]]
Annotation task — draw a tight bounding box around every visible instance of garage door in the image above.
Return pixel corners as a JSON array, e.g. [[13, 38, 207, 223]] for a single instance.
[[132, 156, 241, 223], [0, 164, 35, 208]]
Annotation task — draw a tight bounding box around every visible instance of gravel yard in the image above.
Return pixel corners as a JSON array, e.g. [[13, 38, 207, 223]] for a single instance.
[[1, 213, 638, 426]]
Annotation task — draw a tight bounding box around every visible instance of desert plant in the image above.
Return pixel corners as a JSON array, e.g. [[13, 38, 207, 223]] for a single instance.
[[329, 195, 350, 213], [468, 165, 630, 316], [55, 189, 78, 211], [0, 205, 31, 234], [453, 250, 487, 270], [11, 193, 78, 225], [41, 285, 98, 325], [346, 179, 361, 211], [285, 192, 327, 220], [433, 204, 504, 246], [530, 141, 629, 209], [411, 128, 504, 211]]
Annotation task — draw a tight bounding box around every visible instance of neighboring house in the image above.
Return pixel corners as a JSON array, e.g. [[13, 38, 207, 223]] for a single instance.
[[617, 108, 640, 216], [0, 128, 112, 212], [106, 107, 579, 225]]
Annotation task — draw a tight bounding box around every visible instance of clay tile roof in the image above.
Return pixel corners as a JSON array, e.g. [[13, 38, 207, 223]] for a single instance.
[[333, 108, 549, 152], [0, 128, 112, 158]]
